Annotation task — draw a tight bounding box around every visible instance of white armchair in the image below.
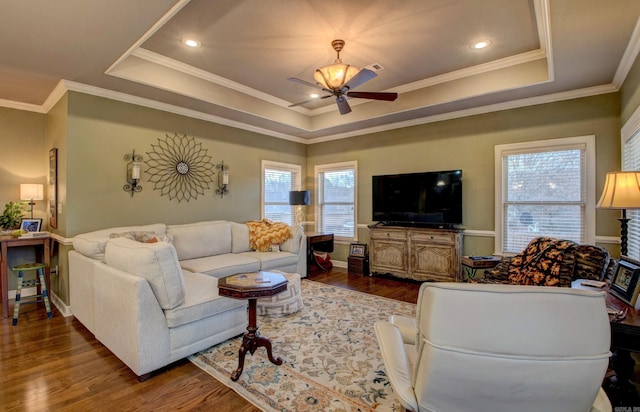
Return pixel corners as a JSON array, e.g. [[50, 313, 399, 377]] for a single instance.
[[375, 282, 612, 412]]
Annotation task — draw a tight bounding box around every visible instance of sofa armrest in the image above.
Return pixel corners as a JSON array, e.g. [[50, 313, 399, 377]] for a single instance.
[[374, 321, 419, 412], [297, 234, 307, 277], [93, 263, 170, 377]]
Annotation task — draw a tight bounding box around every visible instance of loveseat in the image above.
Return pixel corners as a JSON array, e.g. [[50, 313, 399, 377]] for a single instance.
[[68, 220, 306, 379]]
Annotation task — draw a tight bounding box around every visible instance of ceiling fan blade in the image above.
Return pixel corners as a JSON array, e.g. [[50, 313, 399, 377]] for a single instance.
[[288, 94, 333, 108], [342, 68, 377, 91], [346, 91, 398, 101], [336, 96, 352, 115]]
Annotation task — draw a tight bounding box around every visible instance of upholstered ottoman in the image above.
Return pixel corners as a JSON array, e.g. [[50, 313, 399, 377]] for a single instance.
[[256, 272, 303, 317]]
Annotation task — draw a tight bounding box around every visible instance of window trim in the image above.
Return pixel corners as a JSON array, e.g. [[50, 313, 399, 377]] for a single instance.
[[494, 135, 596, 254], [261, 160, 302, 224], [315, 160, 358, 242]]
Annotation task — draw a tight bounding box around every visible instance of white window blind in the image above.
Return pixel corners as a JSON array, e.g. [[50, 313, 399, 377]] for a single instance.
[[262, 161, 301, 225], [495, 137, 595, 254], [316, 161, 357, 240], [623, 129, 640, 259]]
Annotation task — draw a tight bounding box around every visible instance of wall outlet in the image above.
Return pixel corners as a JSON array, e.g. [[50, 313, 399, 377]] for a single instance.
[[57, 203, 62, 214]]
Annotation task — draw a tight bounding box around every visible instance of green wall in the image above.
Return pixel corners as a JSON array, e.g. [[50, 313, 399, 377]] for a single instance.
[[3, 71, 638, 305], [307, 93, 622, 262], [64, 92, 307, 236], [621, 49, 640, 125]]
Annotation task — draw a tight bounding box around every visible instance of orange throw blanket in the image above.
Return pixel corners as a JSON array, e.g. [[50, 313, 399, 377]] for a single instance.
[[246, 219, 292, 252]]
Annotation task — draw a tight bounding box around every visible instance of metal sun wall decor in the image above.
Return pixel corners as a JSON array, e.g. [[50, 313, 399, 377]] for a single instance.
[[145, 133, 215, 202]]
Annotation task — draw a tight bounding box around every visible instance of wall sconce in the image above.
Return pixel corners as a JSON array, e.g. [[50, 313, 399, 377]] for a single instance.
[[123, 150, 143, 196], [289, 190, 310, 226], [20, 183, 44, 219], [216, 161, 229, 198]]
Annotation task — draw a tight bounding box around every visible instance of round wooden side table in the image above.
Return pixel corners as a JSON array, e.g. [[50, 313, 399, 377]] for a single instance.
[[218, 271, 288, 381]]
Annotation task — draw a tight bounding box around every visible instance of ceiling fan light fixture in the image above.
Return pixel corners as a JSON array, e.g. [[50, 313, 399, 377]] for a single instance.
[[314, 63, 360, 90], [313, 39, 360, 90]]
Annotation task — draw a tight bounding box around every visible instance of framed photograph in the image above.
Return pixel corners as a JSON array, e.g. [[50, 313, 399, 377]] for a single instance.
[[349, 243, 367, 258], [20, 218, 42, 232], [610, 256, 640, 306]]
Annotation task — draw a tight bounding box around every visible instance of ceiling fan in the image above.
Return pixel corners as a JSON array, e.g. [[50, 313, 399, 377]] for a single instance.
[[288, 40, 398, 115]]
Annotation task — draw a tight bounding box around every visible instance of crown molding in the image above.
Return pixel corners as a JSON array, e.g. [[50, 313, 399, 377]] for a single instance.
[[614, 17, 640, 87]]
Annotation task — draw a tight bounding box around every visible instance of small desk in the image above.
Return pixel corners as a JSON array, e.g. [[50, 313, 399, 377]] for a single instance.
[[0, 235, 52, 319], [218, 271, 288, 381], [604, 289, 640, 406], [461, 256, 501, 279], [306, 233, 334, 274], [575, 280, 640, 405]]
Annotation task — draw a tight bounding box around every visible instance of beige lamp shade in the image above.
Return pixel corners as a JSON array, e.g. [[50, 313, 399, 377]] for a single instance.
[[596, 172, 640, 209], [20, 183, 44, 201]]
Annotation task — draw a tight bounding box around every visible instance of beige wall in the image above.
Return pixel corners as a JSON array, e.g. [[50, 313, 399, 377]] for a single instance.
[[307, 93, 622, 261]]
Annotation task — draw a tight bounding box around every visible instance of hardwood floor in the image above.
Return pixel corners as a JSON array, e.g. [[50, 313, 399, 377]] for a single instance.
[[0, 267, 419, 411]]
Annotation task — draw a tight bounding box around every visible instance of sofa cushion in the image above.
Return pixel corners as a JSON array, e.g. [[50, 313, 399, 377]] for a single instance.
[[240, 251, 298, 271], [230, 222, 251, 253], [179, 253, 261, 278], [164, 271, 247, 328], [280, 224, 303, 255], [168, 221, 231, 260], [73, 223, 167, 260], [105, 237, 185, 309]]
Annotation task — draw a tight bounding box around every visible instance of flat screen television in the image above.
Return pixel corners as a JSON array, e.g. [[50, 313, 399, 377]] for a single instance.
[[372, 170, 462, 227]]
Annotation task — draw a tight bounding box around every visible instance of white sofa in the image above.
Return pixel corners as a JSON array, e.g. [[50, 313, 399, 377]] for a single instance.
[[68, 220, 306, 379]]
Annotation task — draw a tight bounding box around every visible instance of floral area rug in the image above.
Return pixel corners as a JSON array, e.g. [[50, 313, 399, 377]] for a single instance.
[[189, 279, 416, 411]]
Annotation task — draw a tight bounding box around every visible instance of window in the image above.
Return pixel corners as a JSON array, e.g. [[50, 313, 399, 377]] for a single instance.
[[262, 161, 301, 225], [623, 127, 640, 259], [315, 161, 357, 241], [495, 136, 595, 254]]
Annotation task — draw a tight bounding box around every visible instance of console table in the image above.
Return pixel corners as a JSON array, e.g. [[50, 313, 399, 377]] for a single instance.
[[369, 225, 463, 282], [0, 234, 52, 318]]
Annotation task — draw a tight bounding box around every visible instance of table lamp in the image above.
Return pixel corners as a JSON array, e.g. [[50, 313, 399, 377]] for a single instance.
[[20, 183, 44, 219], [596, 171, 640, 256], [289, 190, 310, 226]]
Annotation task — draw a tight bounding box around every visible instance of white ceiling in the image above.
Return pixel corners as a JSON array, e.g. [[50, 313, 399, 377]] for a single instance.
[[1, 0, 639, 143]]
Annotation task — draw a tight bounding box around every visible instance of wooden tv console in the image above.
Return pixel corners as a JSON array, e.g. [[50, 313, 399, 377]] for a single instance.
[[369, 225, 463, 282]]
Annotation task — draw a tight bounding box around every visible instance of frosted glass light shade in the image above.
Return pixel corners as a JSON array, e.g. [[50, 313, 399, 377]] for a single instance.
[[314, 64, 359, 90], [20, 184, 44, 201]]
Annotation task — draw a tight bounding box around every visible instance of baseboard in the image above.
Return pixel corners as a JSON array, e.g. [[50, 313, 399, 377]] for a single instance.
[[8, 288, 72, 318]]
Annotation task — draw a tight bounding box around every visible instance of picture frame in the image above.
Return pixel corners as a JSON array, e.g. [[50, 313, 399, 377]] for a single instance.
[[610, 256, 640, 306], [349, 243, 367, 258], [20, 218, 42, 233]]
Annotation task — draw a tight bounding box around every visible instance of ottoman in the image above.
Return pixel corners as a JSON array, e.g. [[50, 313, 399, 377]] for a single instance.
[[256, 272, 304, 317]]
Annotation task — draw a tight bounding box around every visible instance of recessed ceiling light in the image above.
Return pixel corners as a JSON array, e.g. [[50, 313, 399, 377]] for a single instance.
[[471, 40, 491, 50], [310, 93, 319, 99], [182, 38, 201, 48]]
